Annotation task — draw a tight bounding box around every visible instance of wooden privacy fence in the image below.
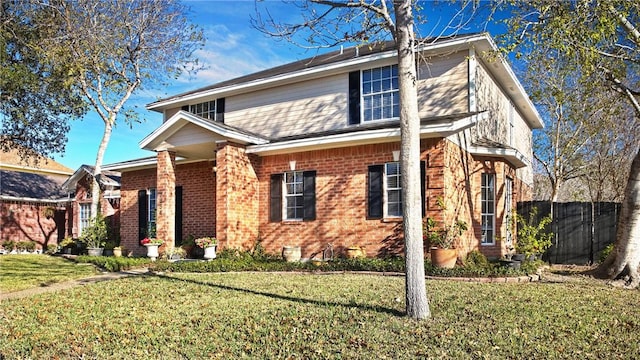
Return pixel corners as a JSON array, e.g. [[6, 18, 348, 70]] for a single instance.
[[517, 201, 620, 265]]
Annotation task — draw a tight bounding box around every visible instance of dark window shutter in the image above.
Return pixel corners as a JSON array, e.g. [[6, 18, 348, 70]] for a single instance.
[[421, 161, 426, 217], [270, 174, 283, 222], [181, 105, 189, 111], [303, 171, 316, 221], [348, 71, 361, 125], [368, 165, 383, 219], [138, 190, 148, 245], [216, 98, 225, 123], [175, 186, 183, 246]]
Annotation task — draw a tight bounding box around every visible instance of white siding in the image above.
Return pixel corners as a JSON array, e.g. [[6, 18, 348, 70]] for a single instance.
[[417, 51, 469, 118], [164, 123, 219, 147], [224, 75, 348, 139]]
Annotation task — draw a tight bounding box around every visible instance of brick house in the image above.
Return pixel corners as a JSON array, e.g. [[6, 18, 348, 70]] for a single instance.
[[61, 165, 121, 241], [105, 33, 543, 260], [0, 148, 73, 249]]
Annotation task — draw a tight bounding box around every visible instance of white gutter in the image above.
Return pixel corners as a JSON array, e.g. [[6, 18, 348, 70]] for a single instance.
[[246, 114, 481, 156], [0, 195, 70, 204]]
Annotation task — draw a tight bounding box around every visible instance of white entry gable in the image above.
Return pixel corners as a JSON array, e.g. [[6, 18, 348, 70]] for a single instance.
[[139, 111, 269, 159]]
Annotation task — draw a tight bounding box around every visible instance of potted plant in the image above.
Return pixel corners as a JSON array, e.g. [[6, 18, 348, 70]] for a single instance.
[[80, 215, 108, 256], [515, 207, 552, 261], [59, 237, 75, 254], [103, 241, 116, 257], [427, 217, 468, 268], [141, 237, 163, 261], [195, 236, 217, 260], [181, 235, 196, 258]]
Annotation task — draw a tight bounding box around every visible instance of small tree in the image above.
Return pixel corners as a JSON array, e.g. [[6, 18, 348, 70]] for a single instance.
[[515, 208, 552, 257]]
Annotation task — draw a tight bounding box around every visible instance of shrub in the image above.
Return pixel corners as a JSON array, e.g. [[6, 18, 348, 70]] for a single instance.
[[465, 250, 489, 268], [79, 215, 108, 248], [46, 244, 58, 255], [76, 256, 153, 272], [515, 207, 553, 256], [2, 240, 15, 252]]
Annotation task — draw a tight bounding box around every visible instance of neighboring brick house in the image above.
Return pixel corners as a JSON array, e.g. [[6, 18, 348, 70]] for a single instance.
[[0, 148, 73, 249], [61, 165, 121, 240], [105, 33, 543, 260]]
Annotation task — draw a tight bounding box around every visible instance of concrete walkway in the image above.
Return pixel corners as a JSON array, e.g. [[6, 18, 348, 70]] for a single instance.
[[1, 268, 149, 301]]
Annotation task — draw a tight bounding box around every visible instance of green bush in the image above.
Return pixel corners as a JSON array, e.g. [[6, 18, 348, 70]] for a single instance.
[[79, 215, 108, 248], [46, 244, 58, 255], [464, 250, 489, 268], [2, 240, 15, 251], [515, 207, 553, 256], [76, 256, 153, 272]]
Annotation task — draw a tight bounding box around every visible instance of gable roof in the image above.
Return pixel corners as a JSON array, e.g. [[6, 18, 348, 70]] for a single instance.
[[61, 165, 121, 191], [146, 33, 542, 130], [0, 147, 74, 176]]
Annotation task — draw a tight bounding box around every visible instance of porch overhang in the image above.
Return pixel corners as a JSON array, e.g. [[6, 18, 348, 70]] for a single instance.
[[139, 111, 269, 160], [246, 112, 486, 156], [468, 144, 530, 169]]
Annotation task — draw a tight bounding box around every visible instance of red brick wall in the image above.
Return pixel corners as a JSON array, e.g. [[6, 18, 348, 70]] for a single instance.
[[120, 161, 216, 255], [216, 142, 260, 250], [0, 201, 68, 248], [256, 139, 447, 259]]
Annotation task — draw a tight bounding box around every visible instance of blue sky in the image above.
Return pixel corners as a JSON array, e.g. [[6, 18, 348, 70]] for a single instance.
[[55, 0, 506, 170]]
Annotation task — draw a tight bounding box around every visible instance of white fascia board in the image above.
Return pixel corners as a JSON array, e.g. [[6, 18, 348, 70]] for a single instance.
[[0, 195, 70, 204], [246, 114, 479, 156], [468, 145, 530, 169], [102, 157, 210, 173], [139, 111, 268, 151]]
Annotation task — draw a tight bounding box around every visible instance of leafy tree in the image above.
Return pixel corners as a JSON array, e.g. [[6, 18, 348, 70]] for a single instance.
[[19, 0, 205, 219], [1, 2, 86, 160], [502, 0, 640, 286]]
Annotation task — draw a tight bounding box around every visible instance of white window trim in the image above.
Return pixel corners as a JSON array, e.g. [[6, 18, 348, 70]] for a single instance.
[[79, 203, 91, 235], [383, 162, 402, 218], [481, 173, 496, 245], [189, 100, 217, 121], [148, 188, 157, 237], [283, 171, 304, 221], [361, 65, 400, 123], [505, 177, 513, 247]]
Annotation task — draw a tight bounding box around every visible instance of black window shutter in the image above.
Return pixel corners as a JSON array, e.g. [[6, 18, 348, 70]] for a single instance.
[[181, 105, 189, 111], [216, 98, 225, 123], [348, 71, 361, 125], [368, 165, 383, 219], [303, 171, 316, 221], [138, 190, 148, 245], [175, 186, 183, 246], [270, 174, 283, 222], [420, 161, 426, 217]]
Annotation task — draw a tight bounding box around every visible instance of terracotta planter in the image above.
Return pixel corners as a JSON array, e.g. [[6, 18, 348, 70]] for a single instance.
[[431, 248, 457, 268], [282, 246, 301, 262]]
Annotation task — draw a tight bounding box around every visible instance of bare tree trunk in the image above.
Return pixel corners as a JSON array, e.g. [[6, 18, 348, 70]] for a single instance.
[[596, 148, 640, 287], [90, 119, 114, 219], [394, 0, 430, 320]]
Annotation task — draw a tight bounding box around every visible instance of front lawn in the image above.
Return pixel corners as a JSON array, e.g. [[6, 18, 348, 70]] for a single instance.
[[1, 272, 638, 359], [0, 255, 98, 293]]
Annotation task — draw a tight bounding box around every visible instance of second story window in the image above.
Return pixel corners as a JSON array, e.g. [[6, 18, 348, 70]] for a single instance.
[[362, 65, 399, 122], [183, 98, 225, 123]]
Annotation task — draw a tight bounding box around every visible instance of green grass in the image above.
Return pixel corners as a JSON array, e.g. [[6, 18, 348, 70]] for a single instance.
[[0, 255, 98, 293], [1, 272, 639, 359]]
